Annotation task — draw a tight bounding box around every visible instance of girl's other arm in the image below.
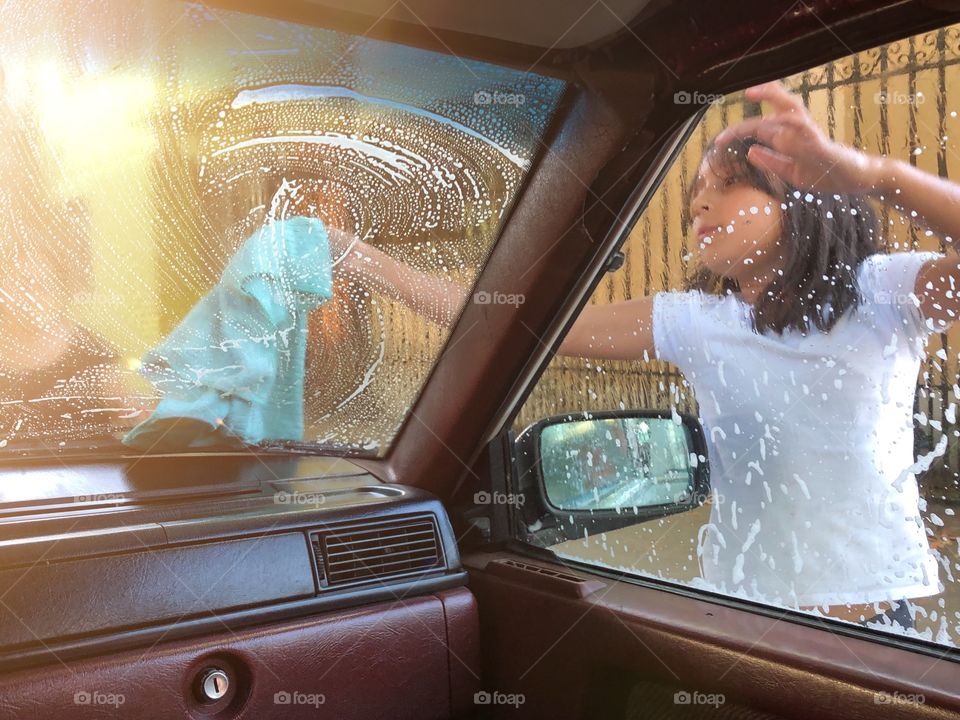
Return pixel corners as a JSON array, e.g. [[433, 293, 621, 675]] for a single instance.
[[557, 296, 655, 361], [328, 228, 657, 360], [331, 231, 470, 328]]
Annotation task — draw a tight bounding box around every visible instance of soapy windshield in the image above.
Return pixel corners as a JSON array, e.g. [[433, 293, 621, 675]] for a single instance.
[[0, 0, 565, 459]]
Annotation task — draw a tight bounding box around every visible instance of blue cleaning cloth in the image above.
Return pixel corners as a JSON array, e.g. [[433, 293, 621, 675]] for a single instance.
[[122, 216, 333, 450]]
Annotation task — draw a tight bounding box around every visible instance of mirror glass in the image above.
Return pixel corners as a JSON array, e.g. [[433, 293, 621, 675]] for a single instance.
[[539, 416, 699, 511]]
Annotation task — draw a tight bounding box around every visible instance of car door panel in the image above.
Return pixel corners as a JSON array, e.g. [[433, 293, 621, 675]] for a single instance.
[[463, 549, 960, 719]]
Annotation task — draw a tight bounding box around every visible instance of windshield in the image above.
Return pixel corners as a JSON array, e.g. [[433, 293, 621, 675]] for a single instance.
[[0, 0, 566, 460]]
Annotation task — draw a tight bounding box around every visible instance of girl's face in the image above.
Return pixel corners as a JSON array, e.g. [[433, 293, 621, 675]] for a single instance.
[[689, 157, 783, 280]]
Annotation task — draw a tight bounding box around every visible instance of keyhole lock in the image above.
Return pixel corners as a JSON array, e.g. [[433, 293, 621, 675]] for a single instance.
[[197, 667, 230, 703]]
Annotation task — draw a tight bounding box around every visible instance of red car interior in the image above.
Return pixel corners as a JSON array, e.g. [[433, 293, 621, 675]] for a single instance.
[[2, 1, 960, 718]]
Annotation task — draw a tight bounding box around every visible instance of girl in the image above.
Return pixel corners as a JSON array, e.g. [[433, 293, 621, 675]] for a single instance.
[[329, 80, 960, 628]]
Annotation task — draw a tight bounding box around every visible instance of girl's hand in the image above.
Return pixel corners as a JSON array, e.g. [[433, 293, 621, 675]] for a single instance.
[[325, 225, 365, 269], [714, 80, 881, 195]]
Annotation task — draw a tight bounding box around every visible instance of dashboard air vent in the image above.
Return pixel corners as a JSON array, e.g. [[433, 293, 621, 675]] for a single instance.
[[309, 514, 444, 589]]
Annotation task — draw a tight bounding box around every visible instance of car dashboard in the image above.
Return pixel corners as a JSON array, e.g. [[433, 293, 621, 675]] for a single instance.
[[0, 456, 478, 719]]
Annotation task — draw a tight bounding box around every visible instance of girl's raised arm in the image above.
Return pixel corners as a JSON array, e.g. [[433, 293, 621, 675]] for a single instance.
[[715, 80, 960, 331]]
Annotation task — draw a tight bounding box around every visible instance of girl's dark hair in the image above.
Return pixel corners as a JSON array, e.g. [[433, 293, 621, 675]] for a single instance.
[[684, 134, 881, 336]]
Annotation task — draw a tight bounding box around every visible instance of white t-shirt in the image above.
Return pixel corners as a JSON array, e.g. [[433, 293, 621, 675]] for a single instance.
[[652, 251, 948, 607]]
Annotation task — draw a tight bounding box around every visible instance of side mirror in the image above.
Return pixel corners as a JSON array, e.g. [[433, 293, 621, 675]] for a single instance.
[[513, 409, 710, 542]]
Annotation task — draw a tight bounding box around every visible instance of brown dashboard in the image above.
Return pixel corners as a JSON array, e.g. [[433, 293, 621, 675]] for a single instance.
[[0, 455, 478, 719]]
